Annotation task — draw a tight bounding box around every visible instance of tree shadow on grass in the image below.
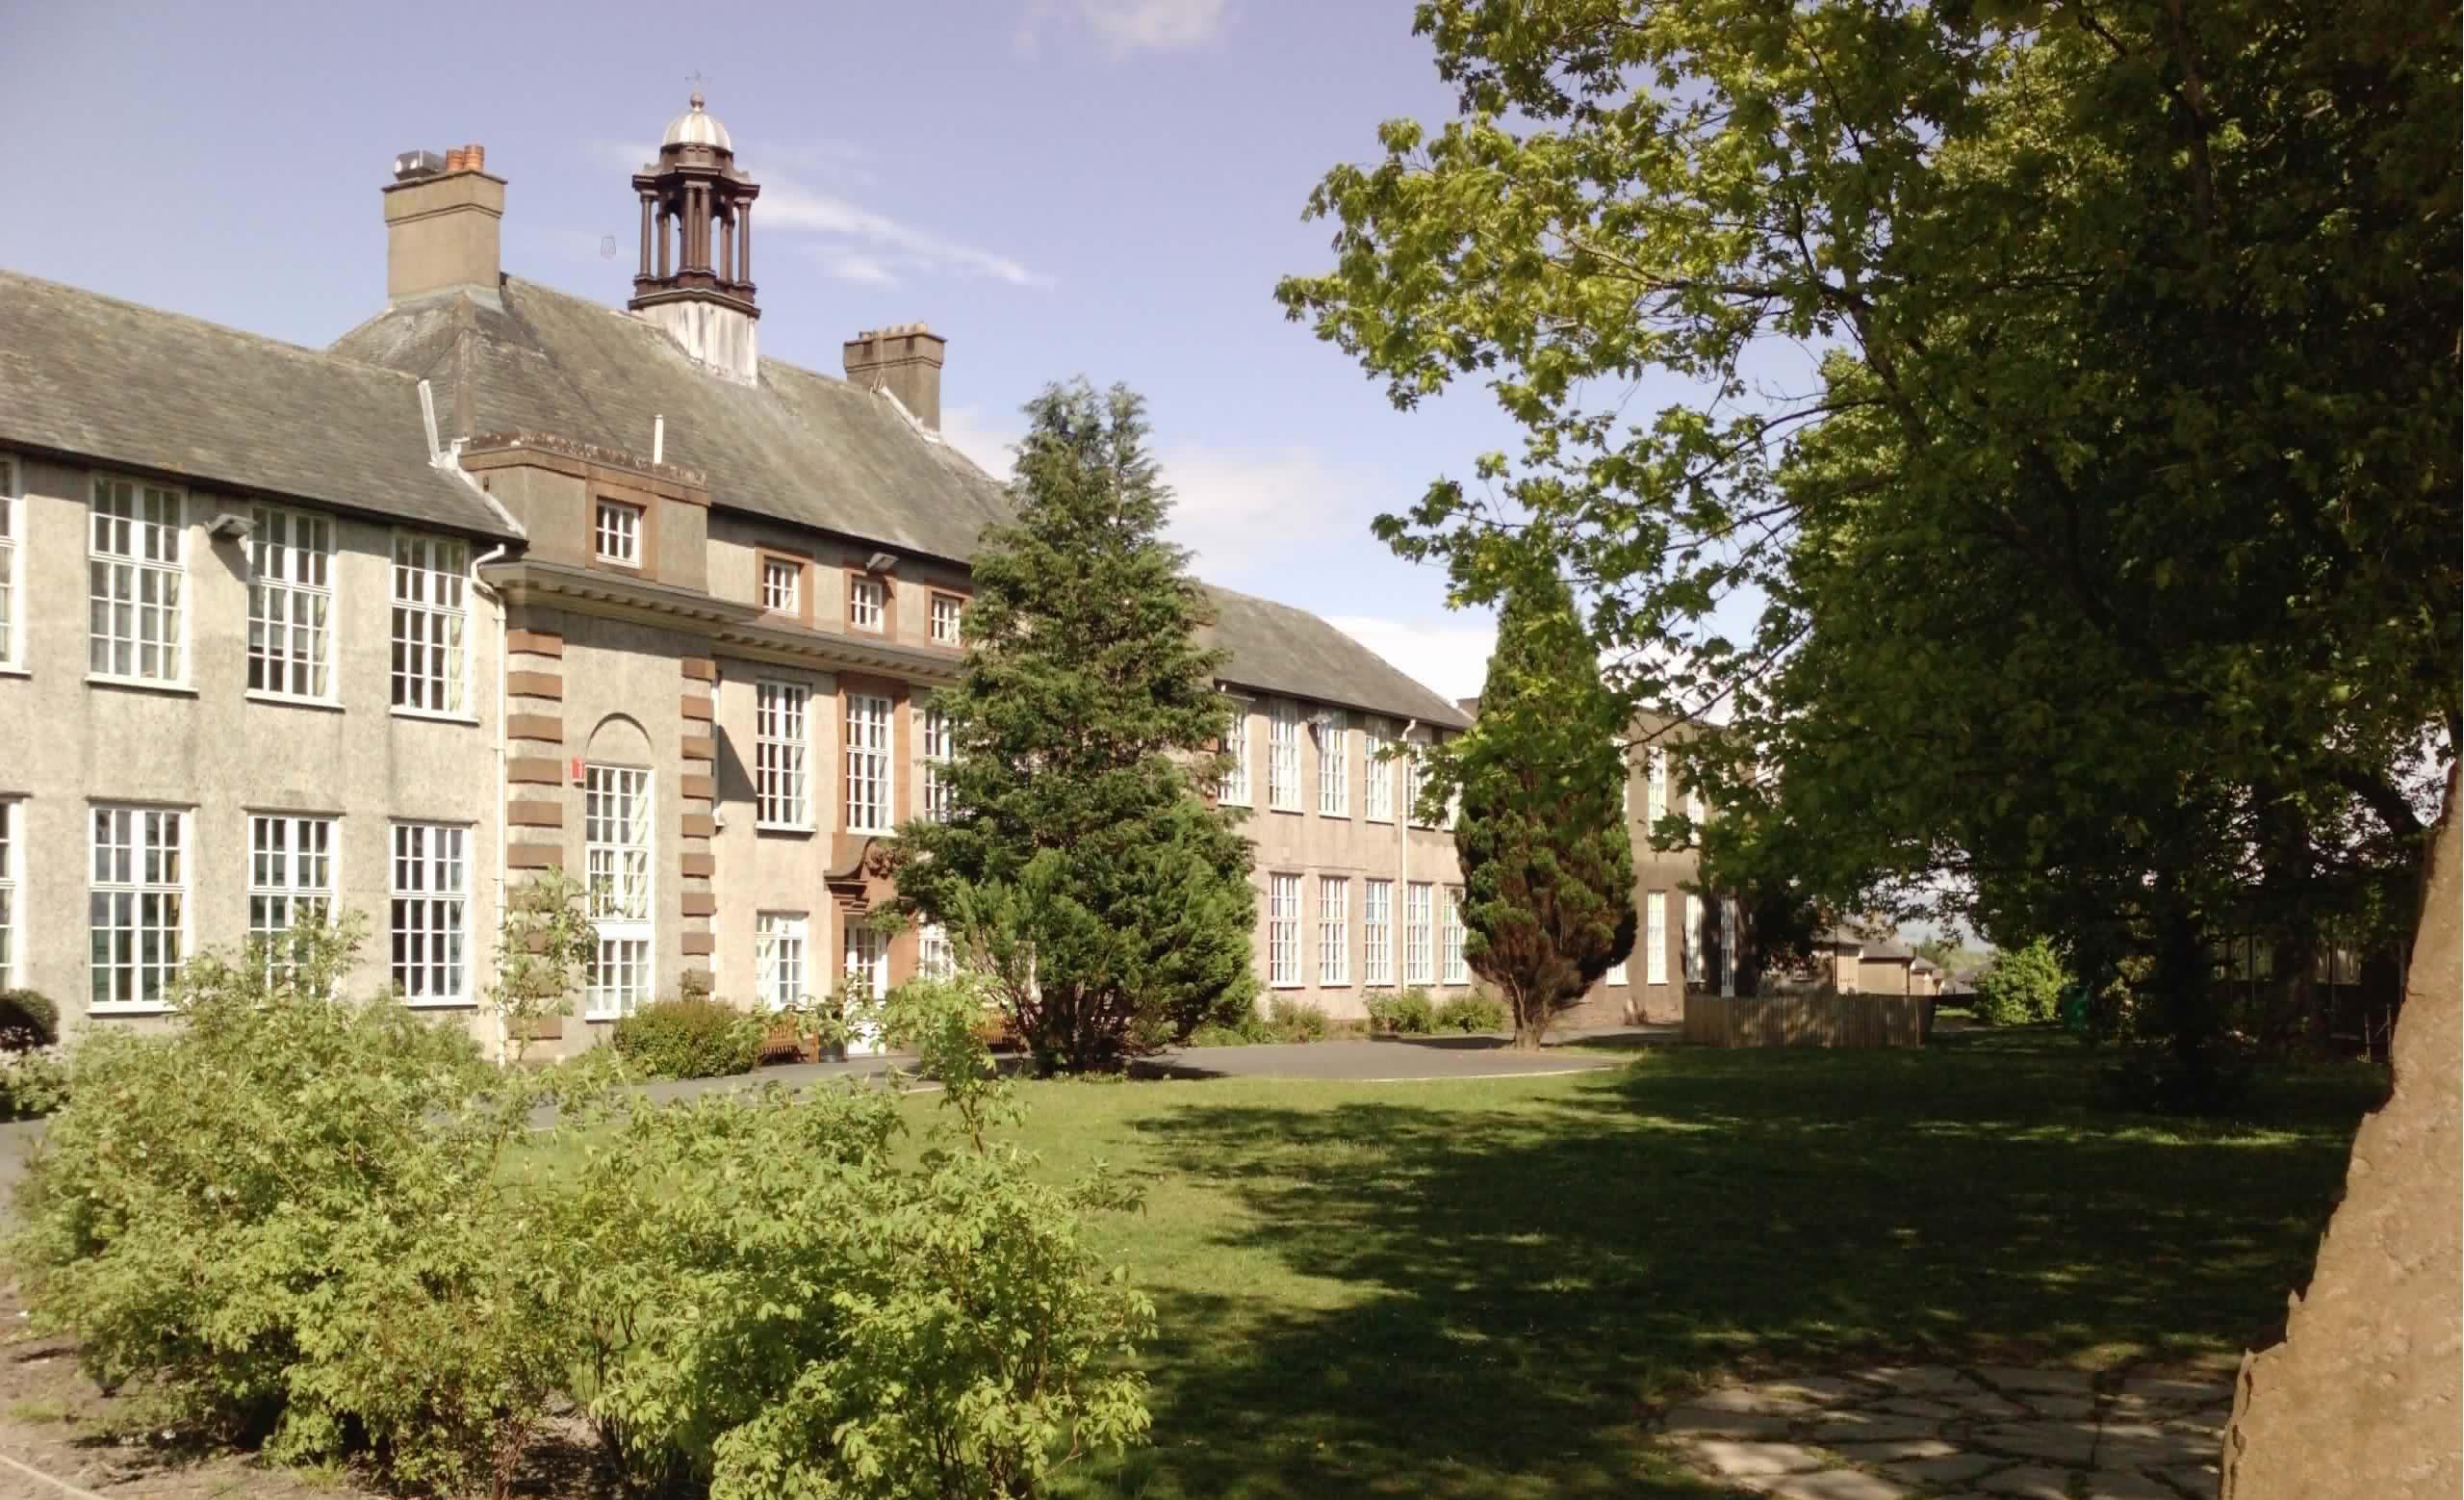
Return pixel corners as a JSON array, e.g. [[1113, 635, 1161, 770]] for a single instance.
[[1064, 1044, 2377, 1500]]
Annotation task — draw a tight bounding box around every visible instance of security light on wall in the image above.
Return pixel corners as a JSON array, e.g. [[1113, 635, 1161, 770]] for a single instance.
[[866, 551, 897, 574], [207, 510, 255, 541]]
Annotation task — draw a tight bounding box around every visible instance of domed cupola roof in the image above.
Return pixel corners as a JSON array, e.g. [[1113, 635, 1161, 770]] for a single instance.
[[662, 92, 732, 152]]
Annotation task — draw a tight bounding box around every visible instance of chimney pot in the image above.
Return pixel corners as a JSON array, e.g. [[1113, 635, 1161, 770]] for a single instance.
[[382, 143, 506, 305], [465, 143, 485, 170]]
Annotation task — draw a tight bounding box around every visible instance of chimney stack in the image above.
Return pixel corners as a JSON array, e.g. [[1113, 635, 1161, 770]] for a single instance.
[[843, 323, 947, 432], [383, 142, 503, 305]]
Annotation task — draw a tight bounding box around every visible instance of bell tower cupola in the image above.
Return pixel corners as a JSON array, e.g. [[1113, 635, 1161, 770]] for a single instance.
[[629, 93, 762, 384]]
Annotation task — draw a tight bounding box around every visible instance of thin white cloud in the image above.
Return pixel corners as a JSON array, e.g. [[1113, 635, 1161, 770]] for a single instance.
[[1153, 443, 1375, 573], [1016, 0, 1234, 57], [814, 249, 899, 287], [1327, 614, 1498, 707]]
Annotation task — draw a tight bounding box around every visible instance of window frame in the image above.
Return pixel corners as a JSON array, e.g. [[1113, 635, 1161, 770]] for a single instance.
[[594, 497, 645, 567], [86, 474, 187, 687], [1645, 891, 1669, 986], [1317, 875, 1349, 987], [929, 592, 963, 647], [1315, 709, 1348, 817], [390, 821, 469, 1005], [583, 764, 654, 1020], [844, 691, 894, 833], [246, 504, 338, 704], [920, 703, 955, 823], [918, 921, 955, 979], [1684, 893, 1706, 987], [1268, 873, 1302, 988], [1217, 697, 1252, 807], [754, 680, 812, 830], [0, 799, 16, 992], [1362, 878, 1394, 987], [0, 454, 21, 673], [759, 554, 804, 617], [1361, 720, 1392, 822], [756, 911, 808, 1013], [1441, 885, 1469, 985], [389, 531, 471, 718], [848, 574, 886, 633], [1267, 700, 1301, 812], [1404, 881, 1434, 986], [248, 812, 337, 970], [88, 804, 189, 1014], [1647, 747, 1669, 825]]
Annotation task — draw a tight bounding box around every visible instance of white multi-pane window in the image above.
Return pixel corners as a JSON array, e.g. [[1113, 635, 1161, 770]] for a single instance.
[[1684, 893, 1706, 987], [1441, 886, 1469, 984], [930, 593, 962, 645], [1721, 895, 1739, 996], [761, 556, 801, 614], [90, 806, 186, 1010], [391, 534, 468, 714], [1267, 700, 1301, 811], [1687, 787, 1706, 839], [1318, 876, 1349, 986], [1268, 874, 1301, 987], [0, 801, 14, 991], [1647, 747, 1669, 824], [1405, 737, 1431, 826], [755, 682, 810, 828], [918, 921, 956, 979], [1362, 878, 1394, 986], [248, 814, 335, 962], [1646, 891, 1669, 985], [89, 476, 184, 683], [1404, 882, 1434, 985], [1607, 959, 1630, 985], [595, 499, 642, 564], [0, 456, 18, 669], [391, 822, 466, 1002], [584, 765, 654, 1018], [756, 912, 808, 1012], [247, 505, 334, 700], [1316, 710, 1348, 816], [845, 692, 892, 832], [849, 576, 885, 631], [1361, 720, 1392, 822], [1218, 700, 1252, 806], [921, 706, 956, 822]]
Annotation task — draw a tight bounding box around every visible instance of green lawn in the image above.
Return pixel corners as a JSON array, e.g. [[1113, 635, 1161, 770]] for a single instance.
[[948, 1031, 2378, 1500]]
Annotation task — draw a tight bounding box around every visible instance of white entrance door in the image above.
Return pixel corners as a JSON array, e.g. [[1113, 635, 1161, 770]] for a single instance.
[[843, 921, 888, 1055]]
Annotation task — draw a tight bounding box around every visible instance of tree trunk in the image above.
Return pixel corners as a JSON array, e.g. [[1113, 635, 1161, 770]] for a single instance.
[[2222, 764, 2459, 1498], [1510, 985, 1550, 1049]]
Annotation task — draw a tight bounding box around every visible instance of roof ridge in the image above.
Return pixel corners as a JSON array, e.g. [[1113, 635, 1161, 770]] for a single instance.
[[2, 269, 424, 386], [500, 274, 858, 392]]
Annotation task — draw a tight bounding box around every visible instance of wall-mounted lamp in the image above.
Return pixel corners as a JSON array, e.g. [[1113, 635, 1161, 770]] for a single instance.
[[207, 510, 256, 541]]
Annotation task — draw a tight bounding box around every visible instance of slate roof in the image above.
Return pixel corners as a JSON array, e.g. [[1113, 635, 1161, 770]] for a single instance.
[[332, 276, 1471, 729], [0, 271, 517, 539]]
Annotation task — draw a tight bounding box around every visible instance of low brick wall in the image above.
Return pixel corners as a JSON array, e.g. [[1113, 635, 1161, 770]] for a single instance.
[[1681, 993, 1931, 1047]]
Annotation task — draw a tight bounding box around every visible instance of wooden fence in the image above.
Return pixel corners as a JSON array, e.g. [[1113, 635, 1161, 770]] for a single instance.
[[1681, 993, 1932, 1048]]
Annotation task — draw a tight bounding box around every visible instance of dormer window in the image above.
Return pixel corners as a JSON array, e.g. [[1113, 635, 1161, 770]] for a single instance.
[[849, 576, 885, 632], [596, 499, 643, 565]]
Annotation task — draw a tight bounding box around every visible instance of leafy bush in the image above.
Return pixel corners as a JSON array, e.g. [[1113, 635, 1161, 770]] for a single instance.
[[0, 1047, 69, 1121], [1434, 993, 1510, 1034], [10, 913, 580, 1495], [1365, 988, 1439, 1035], [0, 989, 60, 1051], [1187, 1015, 1271, 1047], [1973, 939, 2070, 1025], [1264, 995, 1329, 1043], [611, 996, 763, 1079], [566, 974, 1155, 1498]]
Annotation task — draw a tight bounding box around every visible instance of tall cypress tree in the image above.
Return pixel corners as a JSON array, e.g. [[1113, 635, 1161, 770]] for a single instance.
[[892, 380, 1257, 1073], [1450, 574, 1636, 1048]]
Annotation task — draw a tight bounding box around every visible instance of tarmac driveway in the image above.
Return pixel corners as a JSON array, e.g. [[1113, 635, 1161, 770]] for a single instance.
[[1132, 1025, 1672, 1081]]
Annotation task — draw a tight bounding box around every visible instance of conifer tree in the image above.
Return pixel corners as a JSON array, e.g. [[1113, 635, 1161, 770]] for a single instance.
[[1448, 573, 1636, 1047], [892, 380, 1257, 1073]]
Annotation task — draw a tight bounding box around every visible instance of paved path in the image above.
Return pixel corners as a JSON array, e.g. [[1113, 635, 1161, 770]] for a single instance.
[[1134, 1026, 1669, 1081], [1659, 1363, 2229, 1499]]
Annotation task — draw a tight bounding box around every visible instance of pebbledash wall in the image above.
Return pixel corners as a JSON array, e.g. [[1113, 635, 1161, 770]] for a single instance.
[[0, 98, 1722, 1052]]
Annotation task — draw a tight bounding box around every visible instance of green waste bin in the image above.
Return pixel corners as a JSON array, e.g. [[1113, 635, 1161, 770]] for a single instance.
[[2057, 984, 2091, 1034]]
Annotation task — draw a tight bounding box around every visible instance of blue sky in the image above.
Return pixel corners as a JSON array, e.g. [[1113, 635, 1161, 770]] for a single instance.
[[0, 0, 1529, 699]]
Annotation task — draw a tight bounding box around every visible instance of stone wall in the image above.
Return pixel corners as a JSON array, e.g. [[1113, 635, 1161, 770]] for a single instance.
[[2221, 770, 2460, 1499]]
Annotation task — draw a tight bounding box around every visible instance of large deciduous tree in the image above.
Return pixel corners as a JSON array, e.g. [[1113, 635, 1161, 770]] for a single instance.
[[1450, 573, 1637, 1047], [1277, 0, 2458, 1102], [891, 380, 1258, 1073]]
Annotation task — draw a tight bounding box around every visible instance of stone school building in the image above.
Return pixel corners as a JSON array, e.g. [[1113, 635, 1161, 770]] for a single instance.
[[0, 96, 1717, 1050]]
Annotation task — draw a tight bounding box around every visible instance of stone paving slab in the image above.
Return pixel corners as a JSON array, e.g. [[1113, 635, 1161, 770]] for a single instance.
[[1660, 1361, 2228, 1500]]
